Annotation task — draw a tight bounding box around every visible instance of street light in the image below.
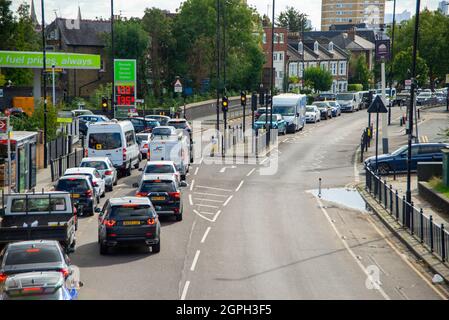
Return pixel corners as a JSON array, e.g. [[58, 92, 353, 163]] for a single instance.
[[216, 0, 220, 132], [268, 0, 275, 146], [41, 0, 48, 169], [387, 0, 396, 125], [406, 0, 421, 228], [111, 0, 115, 119]]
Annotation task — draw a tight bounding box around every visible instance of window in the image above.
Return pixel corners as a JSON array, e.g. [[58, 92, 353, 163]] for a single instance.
[[279, 53, 283, 61], [57, 179, 90, 192], [339, 61, 346, 75], [10, 197, 67, 213], [81, 161, 108, 170], [280, 33, 284, 44], [279, 71, 284, 79], [110, 205, 156, 219], [5, 246, 62, 265], [145, 164, 176, 174], [125, 130, 136, 147], [298, 41, 303, 54], [89, 133, 122, 150], [273, 53, 277, 61], [263, 33, 267, 44], [140, 181, 177, 193], [314, 41, 319, 52], [329, 42, 334, 52]]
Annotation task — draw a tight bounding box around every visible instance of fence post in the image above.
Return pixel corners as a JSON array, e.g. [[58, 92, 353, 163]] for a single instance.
[[441, 224, 446, 262], [379, 178, 382, 203], [420, 208, 424, 244], [410, 201, 414, 235], [389, 185, 393, 214], [402, 196, 406, 227], [58, 157, 62, 181], [384, 180, 388, 208], [395, 190, 399, 220], [430, 215, 434, 253]]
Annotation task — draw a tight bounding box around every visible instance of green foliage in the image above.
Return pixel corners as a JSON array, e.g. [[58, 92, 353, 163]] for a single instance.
[[349, 55, 371, 90], [90, 83, 113, 109], [0, 0, 15, 50], [348, 84, 363, 92], [392, 47, 429, 87], [428, 177, 449, 198], [0, 72, 5, 86], [277, 6, 311, 32], [303, 67, 333, 93]]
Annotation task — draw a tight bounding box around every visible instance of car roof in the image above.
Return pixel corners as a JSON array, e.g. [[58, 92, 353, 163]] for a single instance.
[[167, 118, 187, 123], [145, 161, 175, 166], [65, 167, 96, 174], [7, 240, 60, 249], [59, 174, 90, 181], [81, 157, 110, 162], [109, 197, 152, 206]]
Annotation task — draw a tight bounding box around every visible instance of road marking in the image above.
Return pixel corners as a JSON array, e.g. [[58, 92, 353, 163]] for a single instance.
[[190, 179, 195, 191], [223, 195, 233, 207], [194, 167, 199, 176], [190, 250, 201, 271], [201, 227, 211, 243], [193, 192, 228, 198], [247, 168, 256, 177], [196, 185, 233, 192], [213, 210, 222, 222], [235, 180, 244, 192], [220, 166, 236, 173], [198, 211, 216, 215], [180, 281, 190, 300], [196, 203, 220, 209], [193, 209, 215, 222], [194, 198, 223, 203], [315, 196, 391, 300], [188, 194, 193, 206]]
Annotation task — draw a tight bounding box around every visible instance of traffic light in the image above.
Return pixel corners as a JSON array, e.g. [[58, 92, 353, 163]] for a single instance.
[[222, 96, 229, 112], [259, 91, 265, 105], [101, 96, 108, 111], [251, 93, 257, 111], [266, 94, 272, 106], [240, 91, 247, 106]]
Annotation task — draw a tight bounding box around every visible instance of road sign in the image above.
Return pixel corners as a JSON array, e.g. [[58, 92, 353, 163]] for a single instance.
[[375, 40, 391, 62], [405, 79, 412, 86], [174, 79, 183, 93], [57, 111, 73, 123], [0, 118, 7, 133], [367, 95, 388, 114], [114, 59, 137, 117]]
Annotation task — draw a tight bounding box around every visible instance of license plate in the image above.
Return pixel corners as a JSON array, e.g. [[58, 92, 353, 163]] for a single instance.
[[123, 221, 141, 226], [71, 194, 80, 199], [151, 196, 165, 201]]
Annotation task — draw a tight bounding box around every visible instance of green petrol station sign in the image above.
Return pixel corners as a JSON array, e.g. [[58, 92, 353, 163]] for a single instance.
[[114, 59, 136, 85], [114, 59, 137, 118], [0, 51, 101, 69]]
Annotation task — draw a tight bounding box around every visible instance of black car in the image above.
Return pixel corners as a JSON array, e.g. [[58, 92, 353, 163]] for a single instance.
[[55, 175, 97, 216], [97, 197, 161, 254], [313, 102, 333, 120], [135, 178, 184, 221], [316, 93, 336, 101], [127, 117, 161, 133], [0, 240, 75, 285]]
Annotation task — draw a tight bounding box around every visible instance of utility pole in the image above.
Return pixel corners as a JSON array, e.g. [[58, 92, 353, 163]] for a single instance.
[[216, 0, 220, 132], [41, 0, 48, 169], [52, 65, 56, 107], [269, 0, 275, 146], [111, 0, 115, 119], [388, 0, 397, 125], [406, 0, 421, 228]]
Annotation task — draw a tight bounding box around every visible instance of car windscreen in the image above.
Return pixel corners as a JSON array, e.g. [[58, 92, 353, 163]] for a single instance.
[[313, 103, 327, 108], [391, 145, 408, 156], [168, 122, 187, 129], [272, 106, 296, 116], [327, 102, 336, 106], [145, 164, 175, 174], [10, 197, 67, 213], [140, 181, 176, 193], [306, 107, 315, 112], [257, 115, 270, 122], [110, 205, 155, 218], [81, 161, 107, 170], [57, 179, 89, 192], [5, 246, 62, 266], [136, 135, 150, 144], [152, 128, 173, 136], [336, 94, 354, 100], [88, 133, 122, 150]]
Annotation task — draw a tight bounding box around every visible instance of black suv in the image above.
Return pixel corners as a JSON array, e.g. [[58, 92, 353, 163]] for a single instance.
[[97, 197, 161, 255], [55, 175, 97, 216]]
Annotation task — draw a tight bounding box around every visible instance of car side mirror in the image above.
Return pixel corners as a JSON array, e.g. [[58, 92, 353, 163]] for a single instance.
[[180, 181, 188, 188], [132, 183, 139, 188]]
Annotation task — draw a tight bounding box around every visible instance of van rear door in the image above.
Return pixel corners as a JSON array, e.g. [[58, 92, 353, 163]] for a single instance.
[[87, 131, 124, 166]]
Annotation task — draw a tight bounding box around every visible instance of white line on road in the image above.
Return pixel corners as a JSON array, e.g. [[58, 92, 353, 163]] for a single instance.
[[196, 203, 220, 209], [223, 195, 233, 207], [247, 168, 256, 177], [193, 209, 214, 222], [194, 167, 199, 176], [198, 211, 216, 215], [190, 250, 201, 271], [201, 227, 211, 243], [190, 179, 195, 191], [193, 192, 228, 198], [235, 180, 244, 192], [196, 185, 233, 192], [194, 198, 223, 203], [181, 281, 190, 300], [189, 194, 193, 206], [213, 210, 222, 222]]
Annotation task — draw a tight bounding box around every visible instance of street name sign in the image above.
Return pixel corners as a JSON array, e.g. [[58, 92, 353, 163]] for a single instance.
[[367, 95, 388, 114]]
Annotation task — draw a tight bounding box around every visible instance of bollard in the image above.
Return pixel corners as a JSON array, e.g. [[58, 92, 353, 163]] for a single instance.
[[420, 209, 424, 244], [318, 178, 322, 198]]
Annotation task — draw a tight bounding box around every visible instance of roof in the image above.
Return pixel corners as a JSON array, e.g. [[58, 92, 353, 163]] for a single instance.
[[167, 119, 188, 123], [109, 197, 152, 206], [304, 30, 377, 48], [7, 240, 59, 248], [145, 161, 176, 166], [64, 167, 97, 174], [81, 157, 111, 162], [47, 18, 111, 47]]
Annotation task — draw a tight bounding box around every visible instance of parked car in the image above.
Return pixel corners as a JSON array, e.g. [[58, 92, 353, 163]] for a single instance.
[[0, 240, 77, 288], [134, 176, 187, 221], [305, 105, 321, 123], [336, 92, 359, 112], [63, 167, 106, 200], [139, 161, 181, 185], [55, 175, 97, 216], [1, 271, 81, 300], [145, 115, 171, 126], [71, 109, 93, 117], [97, 197, 161, 255], [80, 157, 118, 192], [316, 93, 336, 101], [326, 101, 342, 117], [312, 101, 333, 120], [416, 92, 433, 105], [254, 107, 270, 121], [253, 114, 287, 135], [78, 115, 110, 136], [127, 117, 160, 133], [364, 143, 449, 175], [136, 133, 152, 159]]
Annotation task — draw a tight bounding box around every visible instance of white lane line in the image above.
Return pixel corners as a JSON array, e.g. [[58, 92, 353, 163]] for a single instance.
[[180, 281, 190, 300], [194, 198, 223, 203], [193, 192, 228, 198], [260, 157, 269, 165], [235, 180, 244, 192], [194, 167, 199, 176], [196, 204, 220, 209], [315, 196, 391, 300], [194, 209, 214, 222], [188, 194, 193, 206], [190, 250, 201, 271], [199, 211, 216, 215], [190, 179, 195, 191], [223, 195, 233, 207], [196, 185, 233, 192], [247, 168, 256, 177], [213, 210, 222, 222], [201, 227, 211, 243]]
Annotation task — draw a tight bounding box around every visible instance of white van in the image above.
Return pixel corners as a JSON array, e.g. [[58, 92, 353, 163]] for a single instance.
[[272, 94, 307, 133], [86, 120, 140, 176], [336, 92, 360, 112]]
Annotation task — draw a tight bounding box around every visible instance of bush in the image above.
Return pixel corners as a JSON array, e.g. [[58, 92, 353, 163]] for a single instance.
[[348, 84, 364, 92]]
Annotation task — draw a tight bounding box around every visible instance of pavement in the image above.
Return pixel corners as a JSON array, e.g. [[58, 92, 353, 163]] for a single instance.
[[45, 108, 447, 300]]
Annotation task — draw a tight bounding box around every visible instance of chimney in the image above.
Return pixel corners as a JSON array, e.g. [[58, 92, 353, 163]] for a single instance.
[[348, 27, 356, 41]]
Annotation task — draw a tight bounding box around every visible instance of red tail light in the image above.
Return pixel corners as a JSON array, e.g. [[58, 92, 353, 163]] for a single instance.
[[109, 233, 117, 237], [104, 170, 113, 176], [136, 192, 148, 197], [85, 190, 93, 198], [0, 273, 7, 283], [169, 192, 181, 199], [143, 144, 149, 149], [60, 268, 70, 278], [93, 182, 98, 187], [104, 219, 116, 228], [147, 218, 156, 225], [84, 148, 88, 157], [23, 287, 43, 293], [123, 148, 127, 161]]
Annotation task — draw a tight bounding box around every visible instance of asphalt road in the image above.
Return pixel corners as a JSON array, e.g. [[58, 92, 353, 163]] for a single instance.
[[71, 108, 448, 300]]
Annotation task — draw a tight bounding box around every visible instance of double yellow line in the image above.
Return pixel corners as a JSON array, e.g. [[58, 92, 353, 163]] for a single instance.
[[420, 135, 429, 143]]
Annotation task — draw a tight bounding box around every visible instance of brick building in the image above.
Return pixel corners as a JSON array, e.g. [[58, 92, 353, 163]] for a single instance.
[[261, 27, 289, 91]]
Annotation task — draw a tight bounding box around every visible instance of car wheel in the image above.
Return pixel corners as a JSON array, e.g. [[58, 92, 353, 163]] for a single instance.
[[113, 176, 118, 186], [175, 212, 183, 221], [107, 184, 113, 192], [152, 241, 161, 253], [134, 157, 140, 169], [100, 243, 108, 255], [378, 163, 391, 175]]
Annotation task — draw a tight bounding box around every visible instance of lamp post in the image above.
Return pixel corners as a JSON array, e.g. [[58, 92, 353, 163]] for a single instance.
[[111, 0, 115, 119], [268, 0, 275, 146], [41, 0, 48, 169], [388, 0, 396, 125], [406, 0, 421, 228], [216, 0, 220, 132]]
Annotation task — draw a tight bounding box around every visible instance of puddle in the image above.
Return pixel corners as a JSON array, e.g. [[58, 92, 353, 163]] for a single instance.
[[310, 188, 368, 212]]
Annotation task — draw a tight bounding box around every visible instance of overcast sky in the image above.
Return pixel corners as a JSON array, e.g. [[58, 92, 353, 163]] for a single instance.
[[11, 0, 442, 31]]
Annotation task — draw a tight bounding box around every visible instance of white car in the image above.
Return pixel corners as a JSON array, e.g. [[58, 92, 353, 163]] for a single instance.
[[80, 157, 118, 192], [136, 133, 152, 159], [305, 105, 321, 123], [63, 167, 106, 200], [139, 161, 180, 185]]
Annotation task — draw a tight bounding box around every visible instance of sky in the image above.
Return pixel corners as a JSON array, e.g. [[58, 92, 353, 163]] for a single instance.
[[10, 0, 442, 31]]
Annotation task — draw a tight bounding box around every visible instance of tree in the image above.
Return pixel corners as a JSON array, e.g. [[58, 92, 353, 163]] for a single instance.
[[349, 55, 372, 90], [392, 47, 429, 88], [0, 0, 15, 50], [277, 6, 311, 32], [303, 67, 333, 93]]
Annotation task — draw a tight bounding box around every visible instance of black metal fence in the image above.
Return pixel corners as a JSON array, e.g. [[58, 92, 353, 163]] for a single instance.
[[46, 135, 72, 165], [50, 149, 84, 182], [365, 168, 449, 263]]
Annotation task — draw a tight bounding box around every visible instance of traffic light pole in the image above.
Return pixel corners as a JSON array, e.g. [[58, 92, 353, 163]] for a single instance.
[[223, 109, 227, 157], [41, 0, 48, 169]]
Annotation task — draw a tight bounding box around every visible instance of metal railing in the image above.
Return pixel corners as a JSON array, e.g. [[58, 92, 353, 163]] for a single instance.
[[50, 149, 84, 182], [365, 168, 449, 263]]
